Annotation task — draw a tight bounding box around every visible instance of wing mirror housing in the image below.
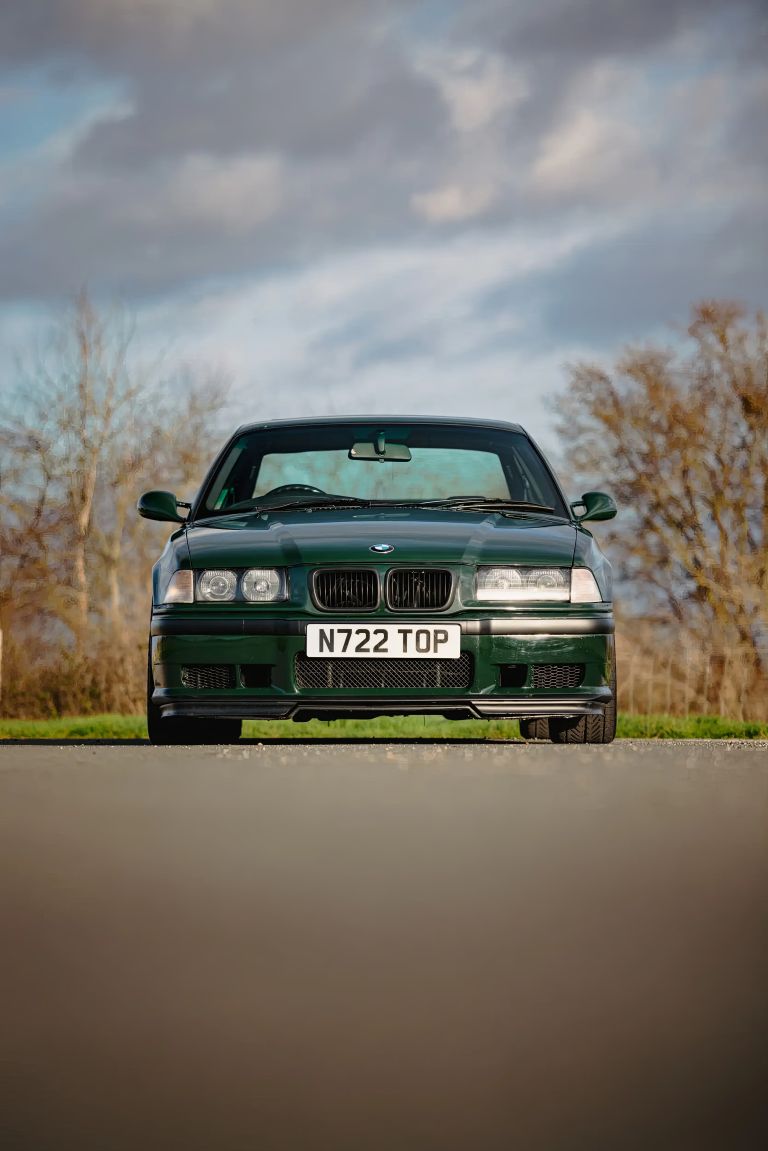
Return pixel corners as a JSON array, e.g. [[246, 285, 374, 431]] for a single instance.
[[137, 490, 188, 523], [570, 491, 617, 523]]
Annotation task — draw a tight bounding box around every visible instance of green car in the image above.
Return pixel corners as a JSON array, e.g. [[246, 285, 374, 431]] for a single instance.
[[139, 417, 617, 745]]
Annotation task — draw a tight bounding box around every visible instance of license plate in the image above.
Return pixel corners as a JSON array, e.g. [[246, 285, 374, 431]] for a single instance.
[[306, 623, 461, 659]]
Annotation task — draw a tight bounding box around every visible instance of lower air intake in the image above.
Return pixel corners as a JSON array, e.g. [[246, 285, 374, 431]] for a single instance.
[[295, 653, 473, 690], [181, 664, 236, 690], [530, 664, 585, 689]]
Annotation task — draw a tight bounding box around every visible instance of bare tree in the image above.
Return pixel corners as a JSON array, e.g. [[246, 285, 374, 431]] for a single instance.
[[0, 292, 230, 709], [92, 366, 230, 637], [557, 300, 768, 709]]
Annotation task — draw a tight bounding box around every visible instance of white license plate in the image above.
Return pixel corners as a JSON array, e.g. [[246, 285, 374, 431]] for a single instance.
[[306, 623, 461, 659]]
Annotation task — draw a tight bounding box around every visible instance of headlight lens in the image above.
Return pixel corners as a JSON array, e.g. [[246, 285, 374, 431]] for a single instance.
[[163, 569, 194, 604], [198, 569, 237, 601], [241, 568, 287, 602], [191, 568, 288, 602], [476, 567, 571, 602]]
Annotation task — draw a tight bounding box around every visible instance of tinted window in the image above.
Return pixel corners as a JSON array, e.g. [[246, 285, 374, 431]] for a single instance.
[[199, 423, 566, 516], [253, 447, 509, 501]]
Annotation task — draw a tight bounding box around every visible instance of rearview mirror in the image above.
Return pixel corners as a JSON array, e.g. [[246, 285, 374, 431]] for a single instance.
[[570, 491, 617, 523], [137, 490, 187, 523], [349, 439, 412, 462]]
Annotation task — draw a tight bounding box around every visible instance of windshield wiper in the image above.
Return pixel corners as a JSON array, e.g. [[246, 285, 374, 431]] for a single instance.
[[411, 497, 558, 514], [206, 495, 374, 519], [259, 496, 376, 514], [196, 494, 559, 522]]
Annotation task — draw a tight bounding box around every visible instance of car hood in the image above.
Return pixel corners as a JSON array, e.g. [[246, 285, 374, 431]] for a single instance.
[[183, 508, 579, 568]]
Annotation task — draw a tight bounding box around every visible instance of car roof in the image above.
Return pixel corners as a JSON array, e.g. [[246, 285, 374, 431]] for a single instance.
[[233, 415, 526, 435]]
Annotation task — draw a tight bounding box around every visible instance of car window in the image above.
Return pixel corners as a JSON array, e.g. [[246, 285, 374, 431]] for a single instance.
[[253, 448, 510, 502], [200, 424, 567, 515]]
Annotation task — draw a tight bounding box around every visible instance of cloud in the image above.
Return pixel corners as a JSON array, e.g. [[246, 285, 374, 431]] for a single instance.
[[131, 220, 618, 452], [0, 0, 764, 411], [408, 49, 527, 224], [411, 182, 498, 224], [528, 65, 661, 203], [0, 2, 369, 73], [455, 0, 762, 62], [523, 200, 768, 346], [417, 49, 528, 134], [128, 153, 284, 233]]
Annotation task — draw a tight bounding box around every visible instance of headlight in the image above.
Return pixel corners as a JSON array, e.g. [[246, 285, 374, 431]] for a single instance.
[[476, 567, 603, 603], [198, 569, 237, 601], [192, 568, 288, 602], [476, 567, 571, 602], [163, 569, 194, 604], [241, 568, 287, 602]]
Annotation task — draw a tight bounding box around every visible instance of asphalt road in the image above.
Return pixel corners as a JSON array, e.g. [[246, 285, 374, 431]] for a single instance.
[[1, 740, 767, 1151]]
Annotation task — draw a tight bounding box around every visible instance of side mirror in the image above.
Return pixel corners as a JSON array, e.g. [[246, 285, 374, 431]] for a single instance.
[[137, 490, 187, 523], [570, 491, 617, 523]]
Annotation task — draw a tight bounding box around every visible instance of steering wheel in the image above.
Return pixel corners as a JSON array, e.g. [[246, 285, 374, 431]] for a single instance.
[[260, 484, 327, 498]]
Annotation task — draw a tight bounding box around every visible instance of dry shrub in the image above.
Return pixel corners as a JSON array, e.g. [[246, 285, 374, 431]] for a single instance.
[[1, 637, 146, 719]]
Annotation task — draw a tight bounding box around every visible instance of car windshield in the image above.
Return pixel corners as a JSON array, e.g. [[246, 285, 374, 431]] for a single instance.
[[197, 423, 568, 518]]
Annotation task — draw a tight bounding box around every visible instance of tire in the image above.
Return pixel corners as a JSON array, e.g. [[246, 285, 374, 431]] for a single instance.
[[146, 650, 242, 745], [519, 718, 550, 740], [549, 663, 617, 745]]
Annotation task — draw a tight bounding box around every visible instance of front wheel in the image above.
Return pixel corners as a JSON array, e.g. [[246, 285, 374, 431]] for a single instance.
[[519, 718, 549, 740], [548, 664, 617, 745], [146, 652, 242, 745]]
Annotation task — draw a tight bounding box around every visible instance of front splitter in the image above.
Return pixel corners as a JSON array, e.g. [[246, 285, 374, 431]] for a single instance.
[[157, 690, 612, 722]]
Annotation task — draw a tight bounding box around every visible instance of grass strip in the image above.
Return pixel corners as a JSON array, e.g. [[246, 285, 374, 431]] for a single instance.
[[1, 713, 767, 741]]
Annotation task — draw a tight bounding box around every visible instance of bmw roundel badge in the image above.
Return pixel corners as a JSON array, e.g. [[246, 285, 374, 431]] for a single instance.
[[370, 543, 395, 554]]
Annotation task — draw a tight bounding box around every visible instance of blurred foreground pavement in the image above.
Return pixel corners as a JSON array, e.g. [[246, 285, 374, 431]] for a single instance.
[[1, 740, 767, 1150]]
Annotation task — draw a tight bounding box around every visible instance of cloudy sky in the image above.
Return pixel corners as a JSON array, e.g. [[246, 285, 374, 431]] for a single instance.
[[0, 0, 765, 448]]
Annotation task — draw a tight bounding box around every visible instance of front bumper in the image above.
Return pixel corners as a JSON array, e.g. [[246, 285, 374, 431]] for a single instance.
[[150, 612, 615, 722]]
